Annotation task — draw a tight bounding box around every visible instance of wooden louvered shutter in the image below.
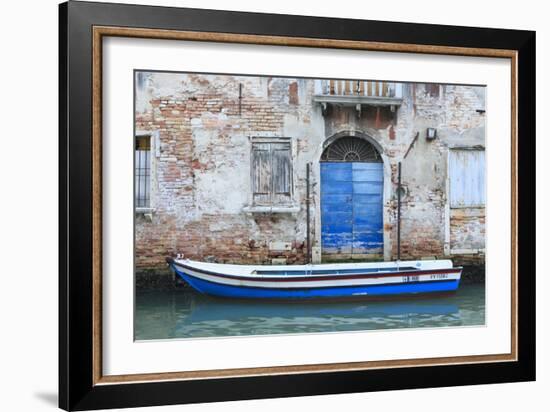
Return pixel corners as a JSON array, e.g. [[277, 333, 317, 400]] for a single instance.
[[252, 140, 292, 205]]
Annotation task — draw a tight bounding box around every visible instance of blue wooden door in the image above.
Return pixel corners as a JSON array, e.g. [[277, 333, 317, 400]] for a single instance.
[[321, 162, 383, 257]]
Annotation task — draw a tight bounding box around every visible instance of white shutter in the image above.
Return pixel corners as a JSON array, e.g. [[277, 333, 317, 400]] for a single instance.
[[449, 149, 485, 208]]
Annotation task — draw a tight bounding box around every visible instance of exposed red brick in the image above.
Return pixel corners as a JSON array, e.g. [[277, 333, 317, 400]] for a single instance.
[[289, 82, 299, 105]]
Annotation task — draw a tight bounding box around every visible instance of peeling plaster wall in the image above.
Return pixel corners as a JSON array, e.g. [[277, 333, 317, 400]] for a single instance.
[[135, 73, 486, 271]]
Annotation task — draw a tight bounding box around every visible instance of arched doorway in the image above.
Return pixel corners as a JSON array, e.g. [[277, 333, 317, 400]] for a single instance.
[[320, 136, 384, 259]]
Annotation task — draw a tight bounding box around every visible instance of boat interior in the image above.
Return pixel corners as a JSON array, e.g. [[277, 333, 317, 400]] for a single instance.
[[251, 266, 420, 276]]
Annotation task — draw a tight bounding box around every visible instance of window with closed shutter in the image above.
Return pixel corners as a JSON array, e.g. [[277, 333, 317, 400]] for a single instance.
[[449, 149, 485, 208], [251, 139, 292, 205]]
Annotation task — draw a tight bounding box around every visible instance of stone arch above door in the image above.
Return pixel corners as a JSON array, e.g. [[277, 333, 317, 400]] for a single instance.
[[321, 130, 385, 161], [321, 136, 382, 163]]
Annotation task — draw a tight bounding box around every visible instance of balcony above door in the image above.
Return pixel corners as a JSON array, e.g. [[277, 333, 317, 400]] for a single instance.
[[313, 79, 403, 117]]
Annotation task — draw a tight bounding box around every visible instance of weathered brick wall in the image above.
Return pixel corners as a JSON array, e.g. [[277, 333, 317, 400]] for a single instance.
[[135, 73, 486, 271], [390, 191, 447, 260], [321, 83, 485, 261], [450, 208, 485, 265], [399, 84, 486, 262], [135, 74, 316, 269]]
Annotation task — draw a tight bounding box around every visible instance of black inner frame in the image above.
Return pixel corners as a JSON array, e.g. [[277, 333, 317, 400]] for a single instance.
[[59, 1, 536, 410]]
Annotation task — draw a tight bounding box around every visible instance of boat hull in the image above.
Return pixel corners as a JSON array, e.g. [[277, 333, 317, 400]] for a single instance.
[[168, 259, 462, 301]]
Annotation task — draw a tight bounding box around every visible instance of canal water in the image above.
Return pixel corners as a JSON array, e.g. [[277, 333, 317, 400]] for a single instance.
[[135, 283, 485, 340]]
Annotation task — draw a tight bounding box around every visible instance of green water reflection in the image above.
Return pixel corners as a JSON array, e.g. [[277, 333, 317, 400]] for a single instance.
[[135, 284, 485, 340]]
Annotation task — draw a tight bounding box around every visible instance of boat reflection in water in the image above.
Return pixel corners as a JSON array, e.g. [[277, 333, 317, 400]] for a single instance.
[[134, 286, 485, 340]]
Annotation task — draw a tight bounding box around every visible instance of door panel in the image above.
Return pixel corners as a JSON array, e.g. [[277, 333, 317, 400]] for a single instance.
[[321, 163, 352, 254]]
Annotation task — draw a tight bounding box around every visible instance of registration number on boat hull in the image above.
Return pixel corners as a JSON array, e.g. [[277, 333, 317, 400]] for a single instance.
[[401, 273, 451, 283], [430, 273, 450, 280]]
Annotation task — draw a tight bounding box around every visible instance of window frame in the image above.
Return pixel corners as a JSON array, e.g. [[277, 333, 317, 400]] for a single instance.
[[135, 130, 159, 214]]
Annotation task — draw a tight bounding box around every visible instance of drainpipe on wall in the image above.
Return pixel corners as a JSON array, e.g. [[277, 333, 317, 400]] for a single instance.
[[306, 163, 311, 264], [397, 161, 402, 263]]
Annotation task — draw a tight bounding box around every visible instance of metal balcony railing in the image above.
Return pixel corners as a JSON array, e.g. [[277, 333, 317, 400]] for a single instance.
[[313, 80, 403, 117], [314, 80, 403, 98]]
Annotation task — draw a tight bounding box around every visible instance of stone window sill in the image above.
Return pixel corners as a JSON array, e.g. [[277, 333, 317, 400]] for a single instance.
[[243, 205, 300, 214], [136, 207, 156, 214], [450, 205, 485, 209], [450, 248, 485, 255], [136, 207, 156, 221]]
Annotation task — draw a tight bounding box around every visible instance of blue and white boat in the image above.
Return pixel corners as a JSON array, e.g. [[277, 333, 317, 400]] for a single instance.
[[166, 257, 462, 301]]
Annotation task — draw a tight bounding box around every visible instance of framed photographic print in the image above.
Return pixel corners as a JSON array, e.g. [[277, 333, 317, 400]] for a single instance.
[[59, 1, 535, 410]]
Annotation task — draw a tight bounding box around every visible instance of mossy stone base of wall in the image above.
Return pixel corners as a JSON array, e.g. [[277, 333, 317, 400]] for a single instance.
[[136, 268, 192, 291], [460, 265, 485, 284]]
